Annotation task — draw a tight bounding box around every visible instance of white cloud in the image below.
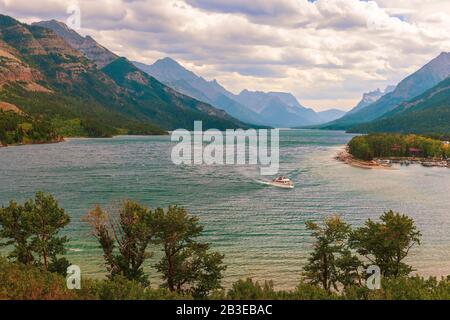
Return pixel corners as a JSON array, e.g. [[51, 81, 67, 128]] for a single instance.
[[0, 0, 449, 111]]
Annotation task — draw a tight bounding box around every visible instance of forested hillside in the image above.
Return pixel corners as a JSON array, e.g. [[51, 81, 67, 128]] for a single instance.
[[350, 77, 450, 135]]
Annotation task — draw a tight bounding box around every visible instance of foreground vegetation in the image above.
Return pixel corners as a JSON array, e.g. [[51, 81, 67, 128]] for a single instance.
[[348, 133, 450, 161], [1, 259, 448, 300], [0, 192, 449, 300]]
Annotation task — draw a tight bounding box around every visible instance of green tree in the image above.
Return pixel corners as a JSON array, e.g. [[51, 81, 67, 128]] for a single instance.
[[0, 192, 70, 274], [348, 137, 373, 160], [0, 200, 34, 264], [84, 201, 154, 285], [303, 215, 361, 292], [152, 206, 226, 298], [348, 133, 449, 160], [0, 110, 59, 146], [26, 192, 70, 271], [350, 210, 422, 278], [335, 250, 363, 288]]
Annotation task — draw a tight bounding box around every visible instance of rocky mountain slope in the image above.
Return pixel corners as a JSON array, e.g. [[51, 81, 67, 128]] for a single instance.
[[322, 52, 450, 130], [33, 20, 118, 68], [0, 15, 247, 138], [350, 77, 450, 135], [347, 86, 395, 116]]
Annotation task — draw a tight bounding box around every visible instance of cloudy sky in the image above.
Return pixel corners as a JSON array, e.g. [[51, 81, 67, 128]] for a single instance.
[[1, 0, 449, 111]]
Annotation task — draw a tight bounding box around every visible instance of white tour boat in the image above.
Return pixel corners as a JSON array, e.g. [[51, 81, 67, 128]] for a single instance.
[[269, 176, 294, 189]]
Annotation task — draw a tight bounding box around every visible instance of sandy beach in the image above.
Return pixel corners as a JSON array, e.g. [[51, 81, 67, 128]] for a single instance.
[[335, 148, 395, 169]]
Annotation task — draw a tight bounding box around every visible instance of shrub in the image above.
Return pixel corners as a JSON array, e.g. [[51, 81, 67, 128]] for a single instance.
[[227, 278, 278, 300], [0, 257, 77, 300]]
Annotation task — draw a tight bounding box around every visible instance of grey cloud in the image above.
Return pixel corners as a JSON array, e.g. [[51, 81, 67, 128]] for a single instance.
[[220, 64, 288, 78], [185, 0, 299, 17], [0, 0, 67, 21]]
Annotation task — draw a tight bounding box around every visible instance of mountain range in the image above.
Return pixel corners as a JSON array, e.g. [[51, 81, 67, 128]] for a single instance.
[[349, 76, 450, 135], [32, 19, 345, 130], [0, 15, 248, 139], [235, 90, 346, 127], [134, 58, 346, 127], [322, 52, 450, 131], [2, 14, 449, 137], [133, 58, 265, 125]]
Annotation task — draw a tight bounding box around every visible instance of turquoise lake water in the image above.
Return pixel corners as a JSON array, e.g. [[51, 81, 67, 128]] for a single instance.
[[1, 129, 449, 288]]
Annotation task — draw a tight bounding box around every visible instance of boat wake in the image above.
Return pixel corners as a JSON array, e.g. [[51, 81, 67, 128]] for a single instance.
[[254, 179, 272, 186]]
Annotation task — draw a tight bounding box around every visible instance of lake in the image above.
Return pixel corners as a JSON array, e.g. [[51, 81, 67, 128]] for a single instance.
[[1, 129, 449, 288]]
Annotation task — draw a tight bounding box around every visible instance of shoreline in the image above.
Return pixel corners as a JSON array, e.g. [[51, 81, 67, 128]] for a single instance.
[[1, 133, 171, 148], [0, 137, 65, 149], [335, 148, 450, 169], [335, 149, 395, 170]]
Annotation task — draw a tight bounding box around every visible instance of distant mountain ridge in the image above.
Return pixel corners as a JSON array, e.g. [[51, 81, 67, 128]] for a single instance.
[[235, 90, 314, 127], [135, 57, 345, 127], [347, 86, 395, 116], [316, 109, 348, 123], [322, 52, 450, 130], [133, 58, 265, 125]]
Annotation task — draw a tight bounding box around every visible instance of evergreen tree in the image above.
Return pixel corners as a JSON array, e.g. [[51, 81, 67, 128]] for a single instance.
[[0, 200, 34, 264], [0, 192, 70, 274]]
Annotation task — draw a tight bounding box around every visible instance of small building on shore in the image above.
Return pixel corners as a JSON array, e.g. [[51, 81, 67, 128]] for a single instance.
[[408, 148, 423, 157], [391, 144, 401, 154]]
